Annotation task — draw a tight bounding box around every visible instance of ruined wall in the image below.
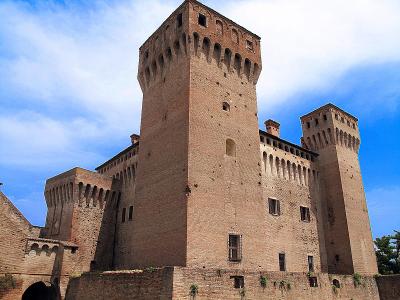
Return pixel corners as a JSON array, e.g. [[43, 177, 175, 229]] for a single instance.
[[259, 133, 327, 272]]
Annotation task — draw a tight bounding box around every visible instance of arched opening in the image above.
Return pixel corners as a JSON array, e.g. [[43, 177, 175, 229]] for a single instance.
[[224, 48, 232, 69], [216, 20, 223, 35], [202, 37, 211, 58], [332, 279, 341, 288], [234, 53, 242, 75], [226, 139, 236, 157], [269, 155, 274, 175], [222, 101, 230, 112], [263, 152, 268, 173], [231, 28, 239, 44], [213, 43, 221, 64], [244, 58, 251, 79], [166, 48, 172, 62], [173, 40, 181, 55], [193, 32, 200, 55], [22, 281, 59, 300], [275, 157, 280, 178], [158, 55, 165, 72]]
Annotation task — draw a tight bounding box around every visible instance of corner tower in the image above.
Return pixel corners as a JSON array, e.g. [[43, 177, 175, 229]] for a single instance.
[[126, 0, 263, 269], [301, 104, 378, 275]]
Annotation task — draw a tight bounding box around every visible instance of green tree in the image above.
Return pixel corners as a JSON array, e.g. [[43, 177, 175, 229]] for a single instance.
[[374, 230, 400, 274]]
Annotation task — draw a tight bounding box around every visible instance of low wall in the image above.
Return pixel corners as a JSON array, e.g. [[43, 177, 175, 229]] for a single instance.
[[65, 267, 380, 300], [65, 269, 173, 300], [376, 275, 400, 300]]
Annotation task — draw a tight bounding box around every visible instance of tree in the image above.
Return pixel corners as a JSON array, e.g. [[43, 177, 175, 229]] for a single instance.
[[374, 230, 400, 274]]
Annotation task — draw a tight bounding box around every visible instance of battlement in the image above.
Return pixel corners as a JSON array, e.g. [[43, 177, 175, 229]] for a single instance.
[[137, 0, 262, 90], [301, 103, 360, 153]]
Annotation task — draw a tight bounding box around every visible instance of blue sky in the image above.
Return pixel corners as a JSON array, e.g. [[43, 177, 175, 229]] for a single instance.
[[0, 0, 399, 238]]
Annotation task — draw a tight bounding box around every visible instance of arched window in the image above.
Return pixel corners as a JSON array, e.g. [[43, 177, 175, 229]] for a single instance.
[[275, 157, 280, 178], [234, 53, 242, 74], [332, 279, 340, 288], [202, 37, 210, 58], [232, 28, 239, 44], [213, 43, 221, 63], [226, 139, 236, 157], [244, 58, 251, 79], [298, 165, 303, 185], [281, 159, 286, 179], [269, 155, 274, 175], [224, 48, 232, 69], [263, 152, 268, 173], [216, 20, 223, 35], [292, 163, 297, 181], [193, 33, 200, 55], [222, 101, 230, 112], [287, 161, 291, 180]]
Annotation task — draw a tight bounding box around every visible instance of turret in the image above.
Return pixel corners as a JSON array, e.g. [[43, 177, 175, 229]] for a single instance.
[[301, 103, 377, 275]]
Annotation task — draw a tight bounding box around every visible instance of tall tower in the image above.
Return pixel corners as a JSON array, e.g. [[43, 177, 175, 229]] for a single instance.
[[301, 104, 378, 275], [124, 0, 264, 269]]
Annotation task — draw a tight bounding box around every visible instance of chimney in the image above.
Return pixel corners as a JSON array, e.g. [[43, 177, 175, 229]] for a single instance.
[[265, 119, 280, 138], [130, 134, 140, 145]]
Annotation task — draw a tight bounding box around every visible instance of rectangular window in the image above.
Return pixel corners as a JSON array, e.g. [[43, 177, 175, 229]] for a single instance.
[[122, 207, 126, 223], [279, 253, 286, 271], [268, 198, 280, 216], [306, 122, 310, 128], [228, 234, 241, 262], [177, 13, 183, 27], [308, 255, 314, 272], [198, 13, 207, 27], [309, 277, 318, 287], [128, 206, 133, 221], [300, 206, 310, 222], [323, 114, 327, 121], [230, 276, 244, 289], [246, 40, 253, 50]]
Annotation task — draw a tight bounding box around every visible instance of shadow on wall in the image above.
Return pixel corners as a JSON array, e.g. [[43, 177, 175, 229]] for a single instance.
[[22, 281, 60, 300]]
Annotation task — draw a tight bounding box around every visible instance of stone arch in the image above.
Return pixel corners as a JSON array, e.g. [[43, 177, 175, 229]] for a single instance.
[[42, 244, 50, 256], [231, 28, 239, 44], [202, 37, 211, 59], [216, 19, 223, 35], [269, 154, 274, 175], [332, 279, 341, 288], [30, 243, 40, 255], [226, 139, 236, 157], [275, 157, 280, 178], [234, 53, 242, 75], [224, 48, 232, 69], [213, 43, 222, 64], [287, 160, 291, 180], [22, 281, 60, 300], [244, 58, 251, 80]]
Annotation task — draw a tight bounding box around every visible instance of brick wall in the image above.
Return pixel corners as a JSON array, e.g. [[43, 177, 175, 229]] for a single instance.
[[376, 275, 400, 300]]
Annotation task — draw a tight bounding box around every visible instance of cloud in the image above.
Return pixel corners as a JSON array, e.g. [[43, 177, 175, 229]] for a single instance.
[[220, 0, 400, 109], [1, 0, 400, 171], [367, 185, 400, 238]]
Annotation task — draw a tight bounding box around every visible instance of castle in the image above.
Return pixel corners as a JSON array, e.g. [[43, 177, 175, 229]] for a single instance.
[[1, 0, 394, 299]]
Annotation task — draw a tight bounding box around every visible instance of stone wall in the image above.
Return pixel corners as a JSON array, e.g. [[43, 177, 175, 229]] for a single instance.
[[376, 275, 400, 300], [64, 267, 380, 300]]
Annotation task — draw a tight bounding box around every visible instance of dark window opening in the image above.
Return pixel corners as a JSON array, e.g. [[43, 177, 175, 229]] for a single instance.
[[332, 279, 341, 288], [246, 40, 253, 50], [309, 277, 318, 287], [198, 13, 207, 27], [128, 206, 133, 221], [300, 206, 310, 222], [335, 254, 340, 262], [308, 255, 314, 272], [279, 253, 286, 271], [228, 234, 241, 262], [315, 118, 319, 126], [177, 13, 183, 27], [231, 276, 244, 289], [307, 122, 310, 128], [273, 141, 277, 147], [323, 114, 327, 121], [268, 198, 280, 216], [341, 117, 344, 123], [122, 207, 126, 223], [71, 247, 77, 254], [335, 114, 338, 120], [223, 102, 230, 112], [267, 139, 271, 145], [260, 136, 264, 143]]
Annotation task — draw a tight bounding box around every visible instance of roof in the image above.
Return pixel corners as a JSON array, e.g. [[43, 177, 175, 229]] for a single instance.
[[96, 142, 139, 171], [259, 129, 318, 157], [301, 103, 358, 121]]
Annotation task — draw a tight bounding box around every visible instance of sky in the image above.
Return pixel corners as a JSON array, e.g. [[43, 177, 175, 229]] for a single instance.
[[0, 0, 399, 238]]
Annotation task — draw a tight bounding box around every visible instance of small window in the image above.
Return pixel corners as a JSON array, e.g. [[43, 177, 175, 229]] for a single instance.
[[307, 122, 310, 129], [341, 117, 344, 123], [309, 277, 318, 287], [128, 206, 133, 221], [122, 207, 126, 223], [315, 118, 319, 126], [222, 102, 230, 112], [231, 276, 244, 289], [308, 255, 314, 272], [279, 253, 286, 271], [246, 40, 253, 51], [71, 247, 77, 254], [323, 114, 327, 121], [198, 13, 207, 27], [228, 234, 241, 262], [260, 136, 264, 143], [300, 206, 310, 222], [268, 198, 280, 216], [335, 114, 338, 120], [352, 123, 356, 129], [177, 13, 183, 27], [267, 139, 271, 145], [332, 279, 341, 288], [226, 139, 236, 157]]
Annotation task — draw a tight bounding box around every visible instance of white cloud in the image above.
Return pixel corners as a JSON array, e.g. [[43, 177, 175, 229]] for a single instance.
[[0, 0, 400, 171]]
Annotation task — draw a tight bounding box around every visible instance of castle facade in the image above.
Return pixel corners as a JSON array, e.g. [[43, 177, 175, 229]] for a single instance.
[[1, 1, 387, 299]]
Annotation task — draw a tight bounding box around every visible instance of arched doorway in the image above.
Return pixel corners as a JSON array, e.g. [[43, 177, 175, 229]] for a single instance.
[[22, 281, 59, 300]]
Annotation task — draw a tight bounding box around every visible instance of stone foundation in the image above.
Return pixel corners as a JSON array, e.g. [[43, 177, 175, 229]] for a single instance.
[[65, 267, 380, 300]]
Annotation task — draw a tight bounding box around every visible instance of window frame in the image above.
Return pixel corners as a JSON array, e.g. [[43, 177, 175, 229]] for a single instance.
[[268, 198, 281, 216], [308, 255, 314, 272], [300, 206, 311, 222], [128, 206, 133, 221], [228, 234, 242, 262], [122, 207, 126, 223], [198, 13, 207, 27], [279, 253, 286, 271]]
